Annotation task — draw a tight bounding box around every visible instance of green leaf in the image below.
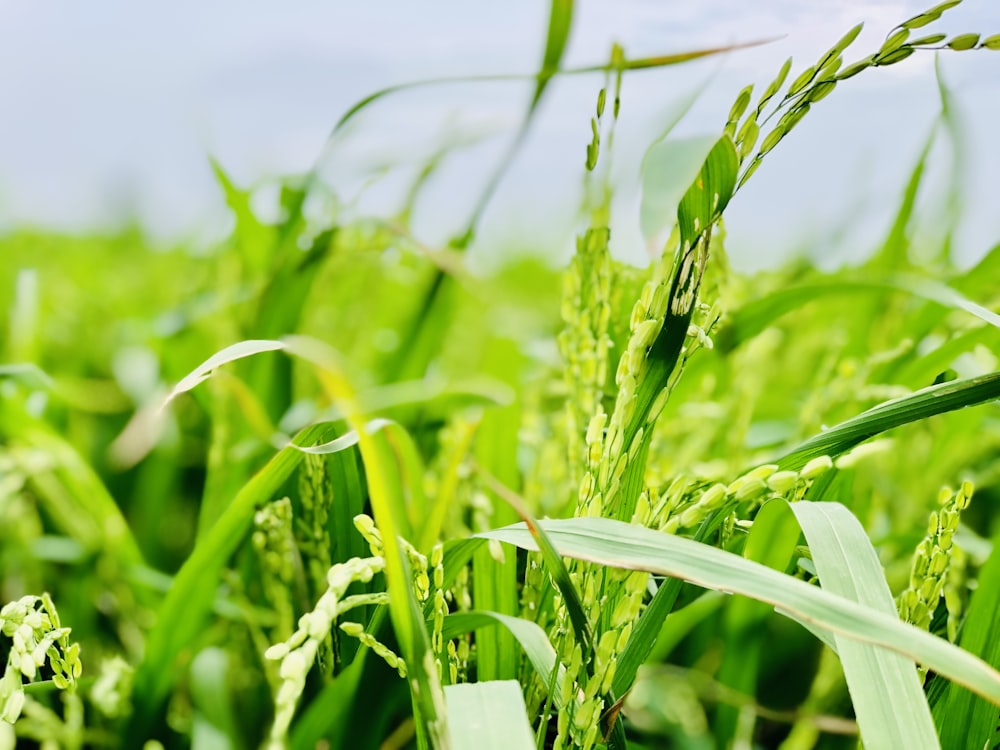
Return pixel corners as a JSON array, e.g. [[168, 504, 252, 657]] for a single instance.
[[717, 275, 1000, 352], [932, 536, 1000, 748], [773, 371, 1000, 470], [445, 681, 535, 750], [478, 517, 1000, 706], [640, 134, 717, 247], [189, 647, 241, 750], [535, 0, 574, 106], [442, 612, 564, 702], [677, 135, 739, 247], [789, 502, 938, 749], [163, 339, 287, 406]]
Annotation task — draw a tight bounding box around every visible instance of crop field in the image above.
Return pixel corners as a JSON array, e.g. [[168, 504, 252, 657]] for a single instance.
[[2, 2, 1000, 749]]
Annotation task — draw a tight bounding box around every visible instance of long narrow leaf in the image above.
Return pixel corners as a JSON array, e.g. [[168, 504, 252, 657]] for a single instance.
[[445, 681, 535, 750], [477, 517, 1000, 706], [442, 611, 564, 703], [774, 371, 1000, 470], [789, 501, 938, 749]]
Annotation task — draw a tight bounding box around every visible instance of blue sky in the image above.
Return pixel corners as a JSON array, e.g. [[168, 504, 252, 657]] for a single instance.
[[0, 0, 998, 270]]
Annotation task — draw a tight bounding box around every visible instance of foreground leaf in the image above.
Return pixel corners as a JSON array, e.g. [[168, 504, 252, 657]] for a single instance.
[[445, 681, 535, 750], [774, 370, 1000, 470], [789, 501, 938, 749], [442, 612, 564, 704], [478, 517, 1000, 706]]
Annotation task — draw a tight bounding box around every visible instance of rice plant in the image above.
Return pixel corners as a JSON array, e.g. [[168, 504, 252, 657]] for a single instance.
[[2, 1, 1000, 749]]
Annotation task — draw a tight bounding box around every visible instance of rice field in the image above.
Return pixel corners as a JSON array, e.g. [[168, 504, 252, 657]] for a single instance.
[[2, 2, 1000, 748]]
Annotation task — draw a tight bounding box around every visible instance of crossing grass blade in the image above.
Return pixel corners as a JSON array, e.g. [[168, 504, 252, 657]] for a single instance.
[[283, 335, 446, 748], [445, 681, 536, 750], [442, 612, 564, 703], [477, 517, 1000, 706], [717, 276, 1000, 352], [773, 370, 1000, 470], [789, 501, 938, 749]]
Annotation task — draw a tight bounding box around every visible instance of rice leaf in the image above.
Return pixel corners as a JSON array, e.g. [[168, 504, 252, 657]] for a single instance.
[[773, 370, 1000, 470], [789, 501, 938, 749], [717, 276, 1000, 352], [640, 135, 718, 248], [469, 343, 524, 681], [445, 681, 535, 750], [442, 611, 564, 702], [477, 517, 1000, 705]]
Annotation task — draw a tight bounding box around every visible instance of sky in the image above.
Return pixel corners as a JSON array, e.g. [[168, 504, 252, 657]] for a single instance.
[[0, 0, 998, 270]]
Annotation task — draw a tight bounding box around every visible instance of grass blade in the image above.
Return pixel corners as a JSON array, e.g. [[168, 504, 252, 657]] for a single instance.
[[442, 611, 564, 702], [717, 276, 1000, 352], [790, 501, 938, 749], [445, 681, 535, 750], [478, 517, 1000, 706], [774, 370, 1000, 470]]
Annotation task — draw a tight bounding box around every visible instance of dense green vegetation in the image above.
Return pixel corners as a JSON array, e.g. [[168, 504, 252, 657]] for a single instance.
[[2, 2, 1000, 748]]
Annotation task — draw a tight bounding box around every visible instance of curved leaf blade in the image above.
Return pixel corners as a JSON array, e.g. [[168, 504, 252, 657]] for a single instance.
[[774, 371, 1000, 470], [790, 501, 938, 749], [478, 517, 1000, 706], [445, 681, 535, 750]]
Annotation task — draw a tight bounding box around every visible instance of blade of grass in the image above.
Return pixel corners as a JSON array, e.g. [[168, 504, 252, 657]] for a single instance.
[[442, 611, 564, 703], [478, 517, 1000, 705], [773, 370, 1000, 470], [789, 501, 938, 749], [717, 276, 1000, 352], [444, 681, 535, 750], [328, 43, 771, 136]]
